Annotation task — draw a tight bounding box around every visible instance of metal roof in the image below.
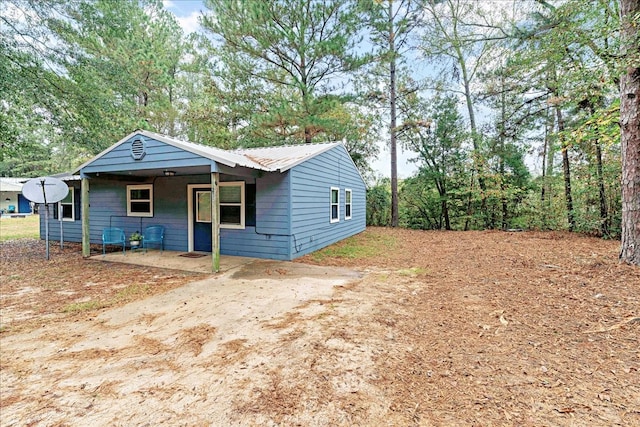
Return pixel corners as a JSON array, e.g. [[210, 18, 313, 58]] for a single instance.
[[76, 130, 344, 174], [0, 177, 24, 192], [234, 142, 340, 172], [52, 172, 82, 181]]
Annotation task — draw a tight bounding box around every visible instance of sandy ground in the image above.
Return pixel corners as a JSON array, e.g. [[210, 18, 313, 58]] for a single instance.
[[1, 258, 360, 426], [1, 229, 639, 426]]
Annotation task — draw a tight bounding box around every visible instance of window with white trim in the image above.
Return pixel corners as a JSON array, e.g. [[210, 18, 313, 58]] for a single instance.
[[59, 187, 74, 221], [196, 191, 212, 223], [127, 184, 153, 217], [345, 189, 352, 220], [220, 181, 245, 229], [330, 187, 339, 223]]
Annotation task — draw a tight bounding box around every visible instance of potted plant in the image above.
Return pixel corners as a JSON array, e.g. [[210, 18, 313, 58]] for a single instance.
[[129, 231, 143, 247]]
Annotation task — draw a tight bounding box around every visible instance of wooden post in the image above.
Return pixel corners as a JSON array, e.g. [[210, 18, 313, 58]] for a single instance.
[[211, 172, 220, 272], [81, 177, 90, 258]]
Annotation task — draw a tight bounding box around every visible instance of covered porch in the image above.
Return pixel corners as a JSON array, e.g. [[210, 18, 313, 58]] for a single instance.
[[91, 250, 256, 274]]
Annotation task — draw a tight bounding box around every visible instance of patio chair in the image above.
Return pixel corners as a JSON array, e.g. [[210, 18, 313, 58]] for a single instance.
[[142, 225, 165, 253], [102, 227, 126, 256]]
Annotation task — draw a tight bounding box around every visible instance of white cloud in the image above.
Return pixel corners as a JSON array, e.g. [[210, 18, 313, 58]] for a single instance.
[[371, 144, 419, 180], [163, 1, 203, 34], [175, 11, 201, 34]]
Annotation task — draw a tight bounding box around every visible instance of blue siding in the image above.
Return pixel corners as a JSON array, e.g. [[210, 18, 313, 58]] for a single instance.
[[39, 184, 82, 242], [220, 172, 290, 260], [289, 145, 366, 258], [42, 175, 210, 252], [42, 136, 365, 263], [40, 203, 83, 242], [82, 136, 215, 174]]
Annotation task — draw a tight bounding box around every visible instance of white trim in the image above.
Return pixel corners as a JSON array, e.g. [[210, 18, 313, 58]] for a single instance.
[[74, 130, 141, 173], [345, 188, 352, 220], [74, 130, 239, 174], [59, 187, 74, 222], [219, 181, 245, 229], [127, 184, 153, 217], [330, 187, 340, 223]]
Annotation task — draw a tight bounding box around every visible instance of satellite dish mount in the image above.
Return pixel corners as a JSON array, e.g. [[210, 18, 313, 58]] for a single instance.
[[22, 177, 69, 260]]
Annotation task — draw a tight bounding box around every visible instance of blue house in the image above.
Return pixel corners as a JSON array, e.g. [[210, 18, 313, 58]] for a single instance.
[[41, 130, 366, 271], [1, 177, 32, 214]]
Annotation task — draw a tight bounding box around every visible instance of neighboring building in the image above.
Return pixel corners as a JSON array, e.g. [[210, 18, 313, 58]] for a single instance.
[[40, 130, 366, 269], [0, 177, 32, 214]]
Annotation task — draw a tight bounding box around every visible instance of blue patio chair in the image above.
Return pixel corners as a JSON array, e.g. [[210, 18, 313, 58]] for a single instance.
[[7, 205, 15, 213], [102, 227, 126, 256], [142, 225, 165, 253]]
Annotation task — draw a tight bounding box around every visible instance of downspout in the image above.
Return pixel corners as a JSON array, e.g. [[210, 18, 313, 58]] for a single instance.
[[287, 170, 292, 260]]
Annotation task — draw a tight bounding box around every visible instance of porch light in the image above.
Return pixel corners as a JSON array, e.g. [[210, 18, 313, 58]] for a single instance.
[[163, 170, 176, 177]]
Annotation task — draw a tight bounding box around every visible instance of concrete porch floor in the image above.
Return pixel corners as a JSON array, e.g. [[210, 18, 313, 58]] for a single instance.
[[91, 250, 255, 274]]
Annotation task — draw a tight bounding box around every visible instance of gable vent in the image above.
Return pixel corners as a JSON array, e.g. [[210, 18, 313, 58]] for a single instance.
[[130, 137, 146, 160]]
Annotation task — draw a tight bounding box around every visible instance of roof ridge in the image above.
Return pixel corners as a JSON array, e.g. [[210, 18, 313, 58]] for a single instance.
[[234, 141, 339, 152]]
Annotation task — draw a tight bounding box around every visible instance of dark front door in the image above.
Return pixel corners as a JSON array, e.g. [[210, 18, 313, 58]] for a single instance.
[[18, 194, 31, 213], [193, 188, 212, 252]]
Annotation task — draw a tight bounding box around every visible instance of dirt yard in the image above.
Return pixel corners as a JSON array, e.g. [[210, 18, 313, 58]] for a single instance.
[[1, 228, 639, 426]]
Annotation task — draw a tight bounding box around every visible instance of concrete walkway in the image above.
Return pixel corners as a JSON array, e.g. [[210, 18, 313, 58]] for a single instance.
[[91, 250, 255, 274]]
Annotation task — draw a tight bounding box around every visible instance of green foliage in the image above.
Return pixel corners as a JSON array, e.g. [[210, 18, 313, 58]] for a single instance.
[[1, 0, 197, 174], [398, 95, 469, 230], [366, 178, 391, 226], [200, 0, 371, 152], [0, 0, 628, 241], [52, 0, 188, 151]]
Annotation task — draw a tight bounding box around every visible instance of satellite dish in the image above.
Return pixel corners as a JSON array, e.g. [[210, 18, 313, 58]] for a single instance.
[[22, 177, 69, 204]]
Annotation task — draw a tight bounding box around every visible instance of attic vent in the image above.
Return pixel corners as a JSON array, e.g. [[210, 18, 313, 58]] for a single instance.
[[130, 137, 146, 160]]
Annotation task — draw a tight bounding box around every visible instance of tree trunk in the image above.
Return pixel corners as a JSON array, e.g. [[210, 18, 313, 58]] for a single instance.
[[499, 81, 507, 230], [442, 199, 451, 230], [464, 169, 474, 231], [304, 126, 312, 144], [594, 139, 609, 237], [389, 0, 399, 227], [619, 0, 640, 265], [436, 179, 451, 230], [556, 106, 575, 231], [541, 104, 554, 202], [458, 41, 487, 228]]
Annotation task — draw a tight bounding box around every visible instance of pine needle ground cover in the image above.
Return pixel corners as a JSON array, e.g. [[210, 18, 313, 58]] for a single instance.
[[1, 228, 638, 425]]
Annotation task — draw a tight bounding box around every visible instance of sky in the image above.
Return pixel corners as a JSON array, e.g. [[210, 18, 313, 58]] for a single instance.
[[162, 0, 419, 180]]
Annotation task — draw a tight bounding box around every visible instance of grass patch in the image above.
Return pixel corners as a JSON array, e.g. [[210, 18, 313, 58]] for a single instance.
[[0, 215, 40, 241], [63, 300, 105, 313], [114, 283, 150, 303], [397, 267, 428, 276], [311, 231, 397, 262]]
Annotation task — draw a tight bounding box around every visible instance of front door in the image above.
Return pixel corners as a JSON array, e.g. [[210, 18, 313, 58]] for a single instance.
[[18, 194, 31, 213], [193, 187, 212, 252]]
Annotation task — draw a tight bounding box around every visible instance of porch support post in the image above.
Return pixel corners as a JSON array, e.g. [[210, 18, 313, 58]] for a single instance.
[[211, 172, 220, 272], [81, 176, 90, 258]]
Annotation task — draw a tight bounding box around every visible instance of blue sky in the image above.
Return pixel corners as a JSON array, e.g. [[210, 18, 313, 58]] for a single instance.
[[162, 0, 418, 179], [163, 0, 204, 34]]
